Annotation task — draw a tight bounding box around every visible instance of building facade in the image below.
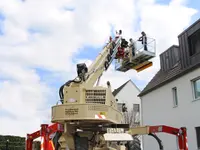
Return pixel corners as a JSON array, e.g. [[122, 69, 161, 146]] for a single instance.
[[113, 79, 141, 124], [139, 19, 200, 150]]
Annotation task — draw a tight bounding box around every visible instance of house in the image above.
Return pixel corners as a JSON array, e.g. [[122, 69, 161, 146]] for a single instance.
[[139, 19, 200, 150], [113, 80, 141, 122]]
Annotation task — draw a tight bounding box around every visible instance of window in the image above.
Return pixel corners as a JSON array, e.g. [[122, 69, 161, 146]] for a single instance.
[[192, 77, 200, 100], [172, 87, 178, 107], [188, 29, 200, 56], [165, 53, 170, 70], [173, 47, 179, 62], [195, 127, 200, 149], [133, 104, 140, 125], [133, 104, 140, 112], [172, 47, 180, 67], [117, 103, 123, 112]]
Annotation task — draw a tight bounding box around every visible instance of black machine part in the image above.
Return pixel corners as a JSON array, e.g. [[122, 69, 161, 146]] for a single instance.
[[127, 136, 141, 150], [77, 63, 88, 81], [148, 133, 164, 150], [58, 63, 88, 101], [74, 133, 89, 150], [52, 132, 62, 150]]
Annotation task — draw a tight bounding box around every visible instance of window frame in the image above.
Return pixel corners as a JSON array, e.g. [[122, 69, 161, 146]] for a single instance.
[[165, 53, 170, 70], [133, 104, 140, 112], [188, 29, 200, 56], [195, 126, 200, 149], [117, 103, 124, 112], [172, 87, 178, 107], [133, 104, 140, 125], [191, 76, 200, 101]]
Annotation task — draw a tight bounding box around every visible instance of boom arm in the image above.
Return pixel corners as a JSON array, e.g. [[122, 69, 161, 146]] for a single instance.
[[128, 125, 188, 150], [59, 36, 122, 100], [83, 36, 122, 87]]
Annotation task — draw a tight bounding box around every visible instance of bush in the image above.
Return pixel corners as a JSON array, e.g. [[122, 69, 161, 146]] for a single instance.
[[0, 135, 25, 150]]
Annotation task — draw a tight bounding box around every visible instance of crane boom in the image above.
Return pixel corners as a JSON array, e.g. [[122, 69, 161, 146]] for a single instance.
[[84, 36, 122, 87], [58, 36, 122, 101]]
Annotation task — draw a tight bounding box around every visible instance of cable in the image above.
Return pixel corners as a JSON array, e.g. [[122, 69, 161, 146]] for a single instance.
[[148, 133, 164, 150], [58, 77, 82, 102]]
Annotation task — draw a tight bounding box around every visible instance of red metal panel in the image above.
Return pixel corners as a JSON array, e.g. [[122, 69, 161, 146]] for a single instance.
[[26, 123, 64, 150], [149, 125, 188, 150]]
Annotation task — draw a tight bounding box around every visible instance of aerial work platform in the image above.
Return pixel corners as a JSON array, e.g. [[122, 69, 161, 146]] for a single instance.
[[115, 37, 156, 72]]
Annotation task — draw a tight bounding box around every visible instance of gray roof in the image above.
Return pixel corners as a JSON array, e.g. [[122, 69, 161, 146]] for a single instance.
[[112, 80, 130, 96], [113, 79, 141, 96], [178, 18, 200, 37], [138, 61, 200, 97]]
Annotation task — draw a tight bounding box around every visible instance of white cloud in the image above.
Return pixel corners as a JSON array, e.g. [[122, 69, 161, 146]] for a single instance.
[[0, 0, 198, 137]]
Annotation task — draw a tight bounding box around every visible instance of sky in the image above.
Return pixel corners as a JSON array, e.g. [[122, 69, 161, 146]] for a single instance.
[[0, 0, 199, 136]]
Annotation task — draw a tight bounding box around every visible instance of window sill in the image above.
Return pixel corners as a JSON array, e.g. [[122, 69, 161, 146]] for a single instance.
[[190, 51, 200, 58], [192, 97, 200, 102]]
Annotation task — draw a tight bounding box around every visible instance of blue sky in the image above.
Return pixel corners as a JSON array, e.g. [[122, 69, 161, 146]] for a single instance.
[[156, 0, 200, 22], [29, 0, 200, 94], [74, 0, 200, 63], [187, 0, 200, 21], [71, 0, 200, 90], [0, 0, 199, 136], [0, 0, 199, 93], [0, 12, 5, 35]]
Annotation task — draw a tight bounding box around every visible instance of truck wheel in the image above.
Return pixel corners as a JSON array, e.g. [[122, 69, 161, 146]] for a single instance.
[[127, 136, 141, 150]]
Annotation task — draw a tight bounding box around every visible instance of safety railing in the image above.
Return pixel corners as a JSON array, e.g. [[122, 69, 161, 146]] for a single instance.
[[115, 37, 156, 71], [134, 37, 156, 54]]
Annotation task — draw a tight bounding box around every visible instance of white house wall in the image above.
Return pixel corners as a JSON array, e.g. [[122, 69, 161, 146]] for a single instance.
[[114, 80, 143, 149], [115, 81, 141, 111], [141, 68, 200, 150]]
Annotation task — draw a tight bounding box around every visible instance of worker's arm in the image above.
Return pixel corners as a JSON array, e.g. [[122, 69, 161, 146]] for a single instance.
[[138, 36, 143, 41]]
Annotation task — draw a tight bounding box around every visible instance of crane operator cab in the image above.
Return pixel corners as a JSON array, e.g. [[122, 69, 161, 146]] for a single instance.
[[114, 35, 156, 73]]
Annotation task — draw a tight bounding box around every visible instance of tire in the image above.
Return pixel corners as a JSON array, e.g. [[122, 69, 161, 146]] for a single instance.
[[127, 136, 141, 150]]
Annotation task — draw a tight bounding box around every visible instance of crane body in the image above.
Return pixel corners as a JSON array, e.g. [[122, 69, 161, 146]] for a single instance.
[[50, 33, 157, 149], [52, 36, 126, 149], [25, 33, 189, 150]]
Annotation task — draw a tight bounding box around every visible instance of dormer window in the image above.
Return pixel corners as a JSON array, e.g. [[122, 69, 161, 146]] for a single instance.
[[188, 29, 200, 56]]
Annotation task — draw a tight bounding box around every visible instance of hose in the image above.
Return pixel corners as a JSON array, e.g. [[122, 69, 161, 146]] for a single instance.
[[58, 77, 82, 102], [148, 133, 164, 150]]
